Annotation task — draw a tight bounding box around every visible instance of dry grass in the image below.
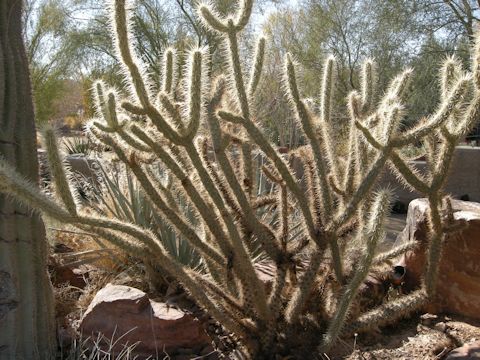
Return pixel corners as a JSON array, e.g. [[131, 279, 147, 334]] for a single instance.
[[64, 116, 86, 131]]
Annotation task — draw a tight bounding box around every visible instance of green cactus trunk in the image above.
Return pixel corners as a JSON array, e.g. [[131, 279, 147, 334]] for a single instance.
[[0, 1, 56, 358]]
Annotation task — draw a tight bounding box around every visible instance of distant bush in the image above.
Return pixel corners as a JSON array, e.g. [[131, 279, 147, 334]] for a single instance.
[[64, 115, 85, 131]]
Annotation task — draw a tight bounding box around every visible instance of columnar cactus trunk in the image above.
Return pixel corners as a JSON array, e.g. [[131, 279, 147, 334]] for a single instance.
[[0, 1, 56, 358]]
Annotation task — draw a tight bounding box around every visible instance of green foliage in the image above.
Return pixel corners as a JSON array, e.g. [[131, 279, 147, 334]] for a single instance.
[[82, 77, 97, 120], [63, 137, 93, 156], [26, 0, 82, 123], [90, 163, 203, 270], [259, 0, 480, 139], [31, 68, 66, 123], [2, 0, 480, 358]]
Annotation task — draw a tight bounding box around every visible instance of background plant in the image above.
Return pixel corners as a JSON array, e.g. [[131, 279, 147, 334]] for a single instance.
[[89, 163, 203, 271], [63, 137, 94, 156], [1, 0, 479, 359], [25, 0, 479, 134]]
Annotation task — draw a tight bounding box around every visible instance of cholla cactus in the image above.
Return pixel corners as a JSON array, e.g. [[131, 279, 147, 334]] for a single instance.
[[0, 0, 479, 358]]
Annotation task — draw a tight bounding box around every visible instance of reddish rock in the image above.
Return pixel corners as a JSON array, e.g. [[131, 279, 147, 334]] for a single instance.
[[48, 255, 87, 289], [446, 341, 480, 359], [53, 243, 75, 254], [255, 261, 276, 292], [399, 199, 480, 320], [80, 284, 211, 358]]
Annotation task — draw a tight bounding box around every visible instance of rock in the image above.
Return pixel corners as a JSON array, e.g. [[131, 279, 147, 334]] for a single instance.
[[38, 149, 100, 186], [420, 313, 438, 326], [399, 199, 480, 320], [255, 261, 276, 292], [48, 255, 87, 289], [254, 260, 389, 315], [446, 341, 480, 359], [356, 273, 389, 312], [53, 243, 75, 254], [80, 284, 211, 358], [50, 264, 87, 289], [434, 322, 447, 332], [65, 154, 100, 185]]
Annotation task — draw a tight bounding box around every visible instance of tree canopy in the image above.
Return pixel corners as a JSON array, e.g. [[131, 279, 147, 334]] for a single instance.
[[25, 0, 480, 137]]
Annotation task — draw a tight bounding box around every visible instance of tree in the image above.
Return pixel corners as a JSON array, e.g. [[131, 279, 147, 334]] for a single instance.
[[259, 0, 480, 138], [408, 0, 480, 42], [24, 0, 84, 123], [0, 1, 55, 358]]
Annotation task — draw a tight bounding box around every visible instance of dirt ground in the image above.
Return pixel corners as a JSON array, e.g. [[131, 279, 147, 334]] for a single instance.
[[328, 313, 480, 360]]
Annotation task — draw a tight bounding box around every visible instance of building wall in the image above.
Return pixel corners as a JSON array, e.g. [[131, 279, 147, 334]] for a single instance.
[[379, 146, 480, 204]]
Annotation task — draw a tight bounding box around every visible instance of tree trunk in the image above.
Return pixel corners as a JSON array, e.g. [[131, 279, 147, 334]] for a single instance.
[[0, 1, 56, 358]]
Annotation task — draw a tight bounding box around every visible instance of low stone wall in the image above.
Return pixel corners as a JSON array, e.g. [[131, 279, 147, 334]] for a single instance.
[[38, 149, 101, 187], [379, 146, 480, 204], [41, 144, 477, 205]]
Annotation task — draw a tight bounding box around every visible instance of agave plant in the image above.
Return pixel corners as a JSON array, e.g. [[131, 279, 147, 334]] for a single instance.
[[63, 136, 94, 156], [90, 163, 203, 271]]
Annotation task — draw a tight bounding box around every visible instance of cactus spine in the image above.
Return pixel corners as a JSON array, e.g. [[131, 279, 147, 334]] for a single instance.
[[0, 1, 56, 358], [0, 0, 479, 358]]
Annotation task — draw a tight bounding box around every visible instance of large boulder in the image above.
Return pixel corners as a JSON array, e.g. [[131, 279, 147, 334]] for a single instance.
[[80, 284, 212, 358], [399, 199, 480, 320]]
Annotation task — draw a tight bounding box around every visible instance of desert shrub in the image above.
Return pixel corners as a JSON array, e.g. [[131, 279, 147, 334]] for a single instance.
[[1, 0, 479, 358], [64, 115, 85, 131]]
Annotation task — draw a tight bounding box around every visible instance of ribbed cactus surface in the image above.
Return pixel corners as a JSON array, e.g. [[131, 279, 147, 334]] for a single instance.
[[0, 1, 55, 359]]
